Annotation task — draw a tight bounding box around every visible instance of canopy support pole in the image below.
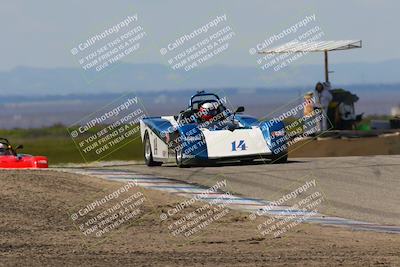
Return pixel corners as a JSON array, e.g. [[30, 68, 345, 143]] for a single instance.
[[324, 50, 329, 83]]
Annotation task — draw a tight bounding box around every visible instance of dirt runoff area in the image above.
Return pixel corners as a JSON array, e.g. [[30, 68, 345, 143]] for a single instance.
[[0, 170, 399, 266]]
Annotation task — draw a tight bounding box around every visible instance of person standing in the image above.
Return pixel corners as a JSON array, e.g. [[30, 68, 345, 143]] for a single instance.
[[314, 81, 333, 132], [303, 92, 316, 135]]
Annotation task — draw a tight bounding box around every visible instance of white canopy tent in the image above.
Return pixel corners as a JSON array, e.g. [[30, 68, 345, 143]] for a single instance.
[[258, 40, 362, 82]]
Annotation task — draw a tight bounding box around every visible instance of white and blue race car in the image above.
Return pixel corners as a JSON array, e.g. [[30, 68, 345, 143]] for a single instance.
[[140, 91, 288, 167]]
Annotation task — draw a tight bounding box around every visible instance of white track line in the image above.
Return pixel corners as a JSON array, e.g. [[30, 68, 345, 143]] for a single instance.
[[59, 168, 400, 234]]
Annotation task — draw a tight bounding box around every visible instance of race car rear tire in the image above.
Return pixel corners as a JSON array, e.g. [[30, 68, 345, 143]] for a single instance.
[[271, 152, 288, 164], [144, 132, 162, 167], [175, 148, 190, 168]]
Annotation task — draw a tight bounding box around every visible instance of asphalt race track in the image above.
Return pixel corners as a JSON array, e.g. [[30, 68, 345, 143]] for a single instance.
[[105, 155, 400, 226]]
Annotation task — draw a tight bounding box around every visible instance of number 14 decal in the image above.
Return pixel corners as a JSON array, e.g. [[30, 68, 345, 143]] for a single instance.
[[231, 140, 247, 151]]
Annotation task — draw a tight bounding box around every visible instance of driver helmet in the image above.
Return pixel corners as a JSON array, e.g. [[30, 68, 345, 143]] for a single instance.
[[199, 102, 218, 121], [0, 143, 5, 155]]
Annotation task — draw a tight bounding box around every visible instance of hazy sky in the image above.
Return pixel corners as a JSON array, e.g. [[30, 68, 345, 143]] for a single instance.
[[1, 0, 399, 71]]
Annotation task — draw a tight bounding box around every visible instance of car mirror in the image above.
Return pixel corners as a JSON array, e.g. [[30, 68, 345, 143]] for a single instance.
[[235, 106, 245, 113]]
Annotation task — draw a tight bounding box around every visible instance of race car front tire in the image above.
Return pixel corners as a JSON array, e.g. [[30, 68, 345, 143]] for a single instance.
[[143, 132, 162, 167]]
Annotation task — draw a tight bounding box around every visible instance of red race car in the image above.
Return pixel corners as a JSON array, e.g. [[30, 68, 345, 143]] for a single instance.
[[0, 138, 48, 169]]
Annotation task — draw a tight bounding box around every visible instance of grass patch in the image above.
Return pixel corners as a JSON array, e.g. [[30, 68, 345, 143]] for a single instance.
[[0, 125, 144, 164]]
